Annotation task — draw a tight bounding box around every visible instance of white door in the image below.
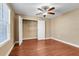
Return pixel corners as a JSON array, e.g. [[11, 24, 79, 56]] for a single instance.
[[19, 16, 23, 45], [38, 20, 45, 40]]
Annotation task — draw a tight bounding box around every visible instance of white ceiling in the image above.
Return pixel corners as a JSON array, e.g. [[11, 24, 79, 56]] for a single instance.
[[10, 3, 79, 19]]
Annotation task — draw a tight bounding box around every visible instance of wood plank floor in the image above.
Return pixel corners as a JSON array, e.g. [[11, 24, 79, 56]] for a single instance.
[[9, 39, 79, 56]]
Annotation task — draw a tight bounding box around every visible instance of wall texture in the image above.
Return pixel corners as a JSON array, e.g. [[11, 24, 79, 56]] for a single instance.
[[51, 8, 79, 46], [23, 20, 37, 40], [0, 4, 15, 55]]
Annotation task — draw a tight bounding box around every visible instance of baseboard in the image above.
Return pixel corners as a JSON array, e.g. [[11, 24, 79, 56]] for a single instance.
[[24, 38, 50, 40], [38, 38, 50, 40], [45, 37, 51, 39], [15, 41, 19, 44], [5, 43, 15, 56], [23, 38, 37, 40], [51, 37, 79, 48]]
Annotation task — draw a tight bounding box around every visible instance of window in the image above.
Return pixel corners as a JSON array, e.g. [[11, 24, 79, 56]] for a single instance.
[[0, 3, 10, 47]]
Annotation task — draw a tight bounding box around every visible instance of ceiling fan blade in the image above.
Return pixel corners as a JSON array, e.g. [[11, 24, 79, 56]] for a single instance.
[[48, 7, 55, 11], [48, 12, 55, 15], [36, 12, 43, 15], [37, 8, 44, 12]]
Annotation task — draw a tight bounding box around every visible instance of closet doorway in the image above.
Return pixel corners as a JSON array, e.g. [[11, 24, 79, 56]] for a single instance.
[[23, 20, 37, 40]]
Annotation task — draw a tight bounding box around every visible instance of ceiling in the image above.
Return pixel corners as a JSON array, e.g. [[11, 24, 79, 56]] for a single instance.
[[10, 3, 79, 19]]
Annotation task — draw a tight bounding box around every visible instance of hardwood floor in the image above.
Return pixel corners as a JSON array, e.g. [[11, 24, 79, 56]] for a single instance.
[[9, 39, 79, 56]]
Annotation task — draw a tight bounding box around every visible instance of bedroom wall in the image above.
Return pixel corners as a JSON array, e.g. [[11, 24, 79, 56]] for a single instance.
[[50, 8, 79, 46]]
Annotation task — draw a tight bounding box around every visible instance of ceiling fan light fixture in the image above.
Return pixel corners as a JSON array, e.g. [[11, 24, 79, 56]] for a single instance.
[[36, 4, 55, 18], [43, 15, 46, 17]]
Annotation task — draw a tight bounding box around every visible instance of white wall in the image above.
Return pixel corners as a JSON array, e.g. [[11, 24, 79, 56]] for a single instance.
[[37, 20, 45, 40]]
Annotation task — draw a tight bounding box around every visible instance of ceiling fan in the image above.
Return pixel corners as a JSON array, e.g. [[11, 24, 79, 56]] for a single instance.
[[36, 6, 55, 18]]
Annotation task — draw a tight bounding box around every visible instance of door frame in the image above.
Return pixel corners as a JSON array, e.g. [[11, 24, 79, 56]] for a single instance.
[[18, 16, 23, 46]]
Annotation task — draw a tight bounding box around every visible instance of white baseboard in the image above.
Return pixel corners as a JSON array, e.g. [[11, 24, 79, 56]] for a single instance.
[[24, 38, 50, 40], [38, 38, 50, 40], [15, 41, 19, 44], [45, 37, 51, 39], [5, 43, 15, 56], [23, 38, 37, 40], [51, 37, 79, 48]]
